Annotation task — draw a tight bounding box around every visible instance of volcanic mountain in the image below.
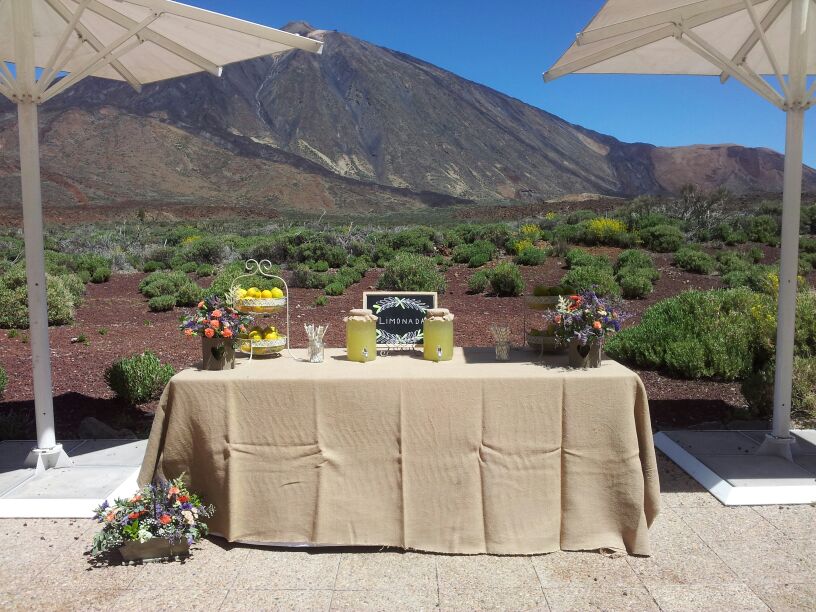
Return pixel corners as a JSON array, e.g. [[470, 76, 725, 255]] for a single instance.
[[1, 21, 812, 213]]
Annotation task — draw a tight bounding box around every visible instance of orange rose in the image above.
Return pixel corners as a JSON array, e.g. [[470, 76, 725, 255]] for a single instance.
[[204, 327, 215, 338], [222, 329, 233, 338], [130, 494, 142, 503], [105, 512, 115, 522], [211, 309, 223, 319], [184, 329, 193, 337], [168, 486, 180, 496], [197, 301, 205, 309], [209, 320, 221, 329], [593, 321, 602, 330], [159, 514, 172, 525]]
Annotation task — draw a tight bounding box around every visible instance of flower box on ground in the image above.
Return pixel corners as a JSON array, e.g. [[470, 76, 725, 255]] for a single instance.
[[119, 538, 190, 564]]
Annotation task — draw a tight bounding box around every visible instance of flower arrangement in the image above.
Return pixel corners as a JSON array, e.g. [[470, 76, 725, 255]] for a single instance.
[[550, 290, 623, 347], [179, 295, 251, 344], [91, 476, 214, 557]]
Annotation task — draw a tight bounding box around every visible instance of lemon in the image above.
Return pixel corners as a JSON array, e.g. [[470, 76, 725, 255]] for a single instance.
[[261, 289, 274, 299], [264, 332, 278, 341], [270, 287, 284, 299], [240, 342, 251, 352], [247, 287, 261, 299], [236, 288, 247, 299]]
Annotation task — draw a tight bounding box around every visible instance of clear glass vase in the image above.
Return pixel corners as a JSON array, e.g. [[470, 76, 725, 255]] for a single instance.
[[308, 337, 325, 363], [495, 340, 511, 361]]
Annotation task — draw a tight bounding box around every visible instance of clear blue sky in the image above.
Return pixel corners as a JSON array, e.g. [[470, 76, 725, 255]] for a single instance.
[[194, 0, 815, 166]]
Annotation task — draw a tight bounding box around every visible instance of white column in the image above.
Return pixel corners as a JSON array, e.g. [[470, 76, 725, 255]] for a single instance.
[[17, 101, 57, 451]]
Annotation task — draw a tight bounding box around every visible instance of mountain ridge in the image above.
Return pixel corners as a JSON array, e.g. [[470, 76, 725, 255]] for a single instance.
[[1, 21, 813, 212]]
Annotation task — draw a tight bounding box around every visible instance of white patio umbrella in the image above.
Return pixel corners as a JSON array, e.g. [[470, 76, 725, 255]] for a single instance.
[[0, 0, 322, 471], [546, 0, 814, 460], [544, 0, 816, 459]]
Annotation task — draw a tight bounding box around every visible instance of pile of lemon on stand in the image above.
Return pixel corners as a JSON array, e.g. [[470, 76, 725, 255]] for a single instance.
[[234, 285, 287, 357]]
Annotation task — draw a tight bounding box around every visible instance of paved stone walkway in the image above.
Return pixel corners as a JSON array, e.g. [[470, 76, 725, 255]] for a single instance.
[[0, 452, 814, 611]]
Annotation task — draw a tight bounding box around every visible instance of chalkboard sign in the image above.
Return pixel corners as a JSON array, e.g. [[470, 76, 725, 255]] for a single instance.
[[363, 292, 438, 347]]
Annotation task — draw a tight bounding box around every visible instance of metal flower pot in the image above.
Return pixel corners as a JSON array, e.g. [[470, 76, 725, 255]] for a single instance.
[[201, 337, 236, 371], [567, 338, 602, 369], [119, 538, 189, 563]]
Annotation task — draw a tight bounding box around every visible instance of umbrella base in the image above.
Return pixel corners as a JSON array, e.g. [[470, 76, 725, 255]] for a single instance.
[[757, 433, 799, 462], [23, 444, 72, 474]]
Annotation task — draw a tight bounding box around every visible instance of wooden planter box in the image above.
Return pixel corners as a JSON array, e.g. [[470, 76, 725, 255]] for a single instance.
[[119, 538, 190, 563]]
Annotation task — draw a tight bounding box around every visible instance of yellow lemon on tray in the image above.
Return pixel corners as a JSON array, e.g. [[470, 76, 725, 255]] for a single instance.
[[260, 289, 272, 299], [264, 332, 279, 341], [270, 287, 284, 299], [247, 287, 261, 299]]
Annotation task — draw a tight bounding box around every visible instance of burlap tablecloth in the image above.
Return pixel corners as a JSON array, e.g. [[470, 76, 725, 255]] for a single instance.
[[138, 348, 660, 555]]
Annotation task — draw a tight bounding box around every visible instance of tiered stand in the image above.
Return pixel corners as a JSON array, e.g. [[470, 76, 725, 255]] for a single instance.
[[229, 259, 291, 360]]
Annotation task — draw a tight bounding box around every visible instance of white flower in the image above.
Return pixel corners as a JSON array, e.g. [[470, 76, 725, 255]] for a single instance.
[[137, 529, 154, 543], [181, 510, 196, 525]]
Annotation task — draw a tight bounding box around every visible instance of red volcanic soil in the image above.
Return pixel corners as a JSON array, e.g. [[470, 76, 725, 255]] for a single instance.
[[0, 251, 770, 439]]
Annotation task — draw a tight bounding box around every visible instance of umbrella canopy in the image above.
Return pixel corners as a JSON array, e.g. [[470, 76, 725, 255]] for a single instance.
[[0, 0, 322, 470], [545, 0, 814, 460]]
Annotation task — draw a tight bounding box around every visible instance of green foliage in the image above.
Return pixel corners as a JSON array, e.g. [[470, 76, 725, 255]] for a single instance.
[[291, 264, 330, 289], [44, 251, 111, 285], [313, 295, 328, 307], [489, 262, 524, 297], [514, 246, 548, 266], [674, 247, 717, 274], [742, 357, 816, 421], [451, 240, 497, 266], [747, 215, 780, 246], [561, 266, 620, 297], [606, 289, 774, 380], [580, 217, 634, 247], [747, 247, 764, 264], [142, 260, 165, 273], [0, 365, 6, 397], [148, 295, 176, 312], [309, 260, 330, 272], [180, 262, 198, 274], [377, 253, 446, 293], [467, 269, 491, 294], [551, 224, 585, 245], [104, 351, 174, 405], [615, 249, 654, 272], [712, 223, 748, 245], [640, 224, 684, 253], [180, 236, 225, 265], [324, 282, 346, 296], [564, 248, 611, 270], [196, 264, 214, 278], [0, 266, 77, 328], [618, 270, 654, 299]]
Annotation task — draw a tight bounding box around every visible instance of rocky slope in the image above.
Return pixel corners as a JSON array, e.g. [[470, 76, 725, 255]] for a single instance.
[[1, 21, 812, 211]]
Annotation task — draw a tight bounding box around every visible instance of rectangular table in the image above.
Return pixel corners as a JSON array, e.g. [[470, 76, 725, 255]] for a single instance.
[[138, 348, 660, 555]]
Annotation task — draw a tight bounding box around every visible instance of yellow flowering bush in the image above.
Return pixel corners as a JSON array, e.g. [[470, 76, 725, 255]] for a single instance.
[[582, 217, 633, 247]]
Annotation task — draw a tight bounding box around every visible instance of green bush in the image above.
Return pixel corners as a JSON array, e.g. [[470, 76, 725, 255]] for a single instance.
[[489, 262, 524, 297], [717, 251, 752, 276], [0, 365, 6, 397], [0, 266, 76, 328], [640, 224, 684, 253], [148, 295, 176, 312], [747, 247, 764, 264], [747, 215, 780, 246], [180, 262, 198, 274], [180, 236, 225, 265], [617, 264, 659, 283], [800, 237, 816, 253], [196, 264, 214, 278], [309, 260, 330, 272], [615, 249, 655, 272], [174, 282, 203, 307], [551, 224, 585, 245], [105, 351, 174, 405], [713, 223, 748, 245], [291, 264, 330, 289], [606, 289, 773, 380], [467, 252, 491, 268], [314, 295, 328, 307], [468, 269, 491, 294], [565, 249, 611, 270], [451, 240, 496, 265], [377, 253, 446, 293], [561, 266, 620, 297], [674, 247, 716, 274], [742, 357, 816, 421], [324, 282, 346, 296], [722, 264, 779, 294], [514, 247, 548, 266], [142, 261, 165, 273], [618, 270, 654, 299], [580, 217, 634, 247]]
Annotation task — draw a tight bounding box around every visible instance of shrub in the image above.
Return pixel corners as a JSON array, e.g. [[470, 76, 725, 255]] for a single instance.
[[514, 247, 548, 266], [582, 217, 633, 247], [324, 282, 346, 296], [618, 270, 654, 299], [468, 269, 491, 294], [565, 248, 611, 270], [451, 240, 496, 265], [180, 236, 225, 265], [91, 268, 110, 284], [377, 253, 446, 293], [196, 264, 214, 278], [296, 240, 348, 268], [552, 224, 585, 245], [605, 289, 773, 380], [291, 264, 330, 289], [800, 236, 816, 254], [615, 249, 654, 272], [717, 251, 752, 276], [0, 266, 76, 328], [489, 262, 524, 297], [561, 266, 620, 297], [467, 252, 491, 268], [309, 260, 330, 272], [180, 262, 198, 274], [105, 352, 174, 405], [747, 215, 780, 245], [747, 247, 764, 264], [713, 223, 748, 245], [674, 247, 717, 274], [174, 281, 203, 307], [142, 260, 165, 273], [742, 357, 816, 421], [640, 224, 684, 253], [0, 365, 6, 397], [148, 295, 176, 312], [384, 227, 438, 255], [617, 264, 659, 283], [511, 239, 534, 256], [313, 295, 328, 307]]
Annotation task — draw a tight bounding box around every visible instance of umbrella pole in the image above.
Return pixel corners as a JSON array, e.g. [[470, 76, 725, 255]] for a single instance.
[[17, 101, 69, 472]]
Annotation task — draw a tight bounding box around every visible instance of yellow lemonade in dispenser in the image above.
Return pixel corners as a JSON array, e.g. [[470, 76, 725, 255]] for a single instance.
[[423, 308, 454, 361], [345, 309, 378, 362]]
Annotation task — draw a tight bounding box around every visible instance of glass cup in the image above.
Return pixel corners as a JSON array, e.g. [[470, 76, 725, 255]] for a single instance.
[[308, 337, 325, 363], [495, 340, 511, 361]]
